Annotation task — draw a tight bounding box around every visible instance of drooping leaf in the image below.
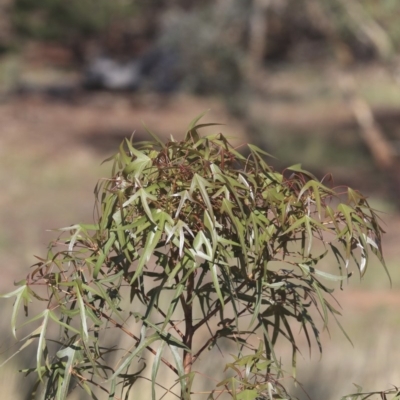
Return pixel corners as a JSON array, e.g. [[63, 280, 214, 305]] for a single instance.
[[56, 342, 81, 400], [37, 309, 50, 382], [151, 341, 166, 400]]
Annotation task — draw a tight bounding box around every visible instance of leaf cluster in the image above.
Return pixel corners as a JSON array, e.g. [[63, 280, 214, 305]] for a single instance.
[[1, 118, 386, 399]]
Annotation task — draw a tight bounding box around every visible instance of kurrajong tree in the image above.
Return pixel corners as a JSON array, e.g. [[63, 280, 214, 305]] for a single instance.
[[1, 115, 396, 400]]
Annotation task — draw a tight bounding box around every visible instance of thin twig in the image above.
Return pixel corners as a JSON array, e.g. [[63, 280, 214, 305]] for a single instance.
[[85, 302, 179, 375], [142, 292, 184, 339], [137, 376, 181, 399], [191, 307, 249, 365], [74, 371, 121, 400]]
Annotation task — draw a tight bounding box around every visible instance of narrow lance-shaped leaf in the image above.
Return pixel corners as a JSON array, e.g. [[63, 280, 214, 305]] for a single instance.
[[160, 283, 185, 332], [187, 110, 210, 133], [0, 325, 42, 368], [151, 341, 166, 400], [237, 389, 258, 400], [170, 345, 188, 400], [94, 231, 116, 279], [298, 263, 347, 282], [131, 211, 167, 284], [0, 285, 28, 339], [297, 180, 334, 219], [248, 278, 263, 329], [75, 282, 89, 344], [56, 342, 80, 400], [211, 264, 224, 308], [190, 174, 214, 220], [37, 309, 50, 382]]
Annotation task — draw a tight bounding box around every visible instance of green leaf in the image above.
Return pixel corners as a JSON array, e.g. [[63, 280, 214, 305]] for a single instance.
[[107, 378, 116, 400], [56, 342, 80, 400], [236, 389, 258, 400], [142, 122, 166, 149], [172, 190, 194, 218], [48, 311, 80, 335], [0, 325, 42, 368], [37, 309, 50, 382], [160, 283, 185, 332], [187, 110, 209, 132], [337, 203, 355, 235], [193, 230, 213, 261], [135, 314, 189, 349], [151, 341, 166, 400], [190, 173, 214, 220], [170, 345, 188, 399], [100, 194, 117, 231], [131, 211, 167, 284], [312, 280, 329, 331], [280, 313, 297, 380], [221, 198, 246, 262], [287, 163, 318, 180], [211, 264, 224, 308], [75, 282, 89, 343], [94, 231, 116, 279], [122, 144, 152, 177], [165, 220, 194, 257], [0, 285, 26, 300], [140, 188, 158, 224], [248, 278, 263, 328], [247, 143, 276, 159], [297, 179, 334, 218], [122, 188, 157, 223], [93, 281, 124, 322], [281, 215, 306, 235], [298, 263, 347, 282], [0, 285, 29, 339], [326, 302, 353, 347]]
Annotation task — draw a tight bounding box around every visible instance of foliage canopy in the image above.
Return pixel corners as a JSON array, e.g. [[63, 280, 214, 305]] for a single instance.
[[1, 117, 394, 399]]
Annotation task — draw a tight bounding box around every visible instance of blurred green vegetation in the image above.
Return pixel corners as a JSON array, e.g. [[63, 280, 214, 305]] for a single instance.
[[5, 0, 400, 64], [12, 0, 138, 42]]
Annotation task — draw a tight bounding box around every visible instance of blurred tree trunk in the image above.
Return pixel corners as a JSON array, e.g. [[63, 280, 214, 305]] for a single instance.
[[247, 0, 287, 85], [337, 0, 393, 61], [338, 73, 395, 171], [248, 0, 271, 72], [0, 0, 13, 49]]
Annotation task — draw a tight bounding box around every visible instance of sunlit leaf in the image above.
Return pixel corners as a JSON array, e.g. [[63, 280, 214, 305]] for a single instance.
[[170, 345, 187, 400], [151, 341, 166, 400], [237, 389, 258, 400], [37, 309, 49, 382], [56, 341, 81, 400]]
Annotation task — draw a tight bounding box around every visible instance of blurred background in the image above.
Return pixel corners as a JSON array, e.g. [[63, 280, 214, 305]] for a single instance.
[[0, 0, 400, 399]]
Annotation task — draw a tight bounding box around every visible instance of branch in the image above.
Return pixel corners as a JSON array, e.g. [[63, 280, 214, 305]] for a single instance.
[[183, 273, 195, 376], [191, 307, 250, 365], [85, 302, 179, 375], [338, 73, 395, 170]]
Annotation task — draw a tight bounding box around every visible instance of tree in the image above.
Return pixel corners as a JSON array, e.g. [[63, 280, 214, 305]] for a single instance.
[[0, 116, 393, 399]]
